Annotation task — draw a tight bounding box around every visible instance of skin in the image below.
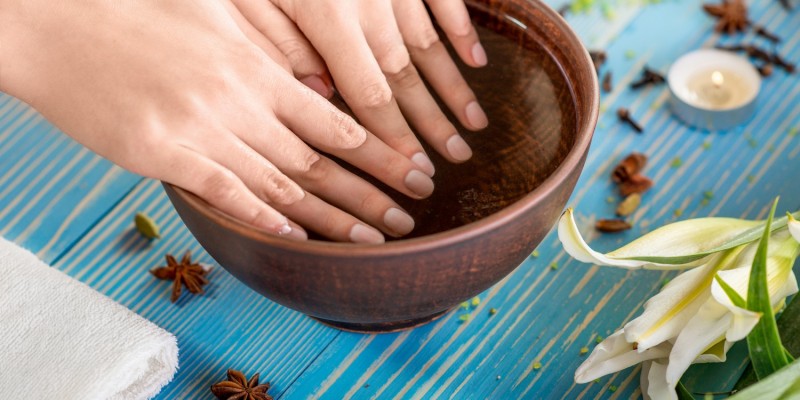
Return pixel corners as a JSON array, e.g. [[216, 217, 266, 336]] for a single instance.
[[0, 0, 486, 243]]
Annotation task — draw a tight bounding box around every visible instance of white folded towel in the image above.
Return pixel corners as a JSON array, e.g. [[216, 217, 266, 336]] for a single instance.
[[0, 237, 178, 399]]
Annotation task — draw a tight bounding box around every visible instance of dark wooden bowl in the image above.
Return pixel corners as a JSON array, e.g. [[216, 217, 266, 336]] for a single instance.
[[164, 0, 598, 333]]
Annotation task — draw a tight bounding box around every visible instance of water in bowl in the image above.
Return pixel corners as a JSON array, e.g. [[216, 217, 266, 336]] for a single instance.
[[329, 8, 577, 239]]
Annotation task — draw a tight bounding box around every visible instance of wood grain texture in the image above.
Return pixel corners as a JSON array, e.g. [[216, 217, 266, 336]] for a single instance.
[[1, 0, 799, 399]]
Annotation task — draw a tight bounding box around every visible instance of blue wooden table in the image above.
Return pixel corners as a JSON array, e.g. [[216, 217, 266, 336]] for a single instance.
[[2, 1, 799, 398]]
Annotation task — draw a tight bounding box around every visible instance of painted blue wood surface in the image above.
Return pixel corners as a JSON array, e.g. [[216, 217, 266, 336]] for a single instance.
[[1, 0, 799, 399]]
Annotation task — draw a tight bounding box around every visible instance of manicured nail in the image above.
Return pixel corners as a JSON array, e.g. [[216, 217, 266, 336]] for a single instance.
[[349, 224, 385, 244], [404, 170, 435, 198], [465, 101, 488, 129], [383, 207, 415, 236], [472, 42, 488, 66], [411, 152, 435, 177], [446, 135, 473, 162], [277, 223, 293, 236], [300, 75, 331, 98], [283, 221, 308, 241]]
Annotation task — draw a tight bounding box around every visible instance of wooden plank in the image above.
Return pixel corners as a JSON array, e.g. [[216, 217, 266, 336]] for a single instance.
[[52, 179, 341, 399], [0, 96, 141, 262], [281, 1, 800, 399]]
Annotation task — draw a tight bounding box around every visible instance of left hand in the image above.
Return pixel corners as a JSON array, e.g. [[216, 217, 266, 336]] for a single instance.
[[231, 0, 489, 172]]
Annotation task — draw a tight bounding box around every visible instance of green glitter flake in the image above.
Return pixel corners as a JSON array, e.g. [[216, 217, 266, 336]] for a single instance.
[[745, 134, 758, 148], [703, 190, 714, 199], [670, 157, 683, 168], [673, 209, 683, 217], [789, 127, 798, 137], [531, 249, 540, 258], [596, 335, 604, 343], [609, 385, 618, 392], [458, 314, 471, 323], [532, 361, 542, 370], [649, 102, 660, 111], [625, 50, 636, 59], [471, 296, 481, 307], [460, 301, 470, 310], [700, 198, 710, 206], [601, 2, 616, 20], [550, 262, 559, 270], [702, 141, 712, 150], [580, 347, 589, 355], [489, 308, 498, 316], [747, 175, 756, 183], [606, 196, 616, 203]]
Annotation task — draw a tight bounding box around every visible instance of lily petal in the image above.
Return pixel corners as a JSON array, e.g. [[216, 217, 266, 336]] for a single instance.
[[557, 208, 763, 269], [665, 300, 730, 386], [641, 361, 677, 400], [789, 214, 800, 243], [575, 331, 670, 383]]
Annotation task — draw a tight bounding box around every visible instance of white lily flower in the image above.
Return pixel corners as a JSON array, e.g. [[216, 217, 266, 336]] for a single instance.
[[569, 215, 800, 400], [558, 208, 763, 269], [789, 214, 800, 243]]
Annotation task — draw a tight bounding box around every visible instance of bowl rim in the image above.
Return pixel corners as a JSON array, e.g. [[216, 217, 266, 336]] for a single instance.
[[167, 0, 599, 258]]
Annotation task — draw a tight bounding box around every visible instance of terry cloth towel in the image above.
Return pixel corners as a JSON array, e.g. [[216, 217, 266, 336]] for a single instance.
[[0, 237, 178, 399]]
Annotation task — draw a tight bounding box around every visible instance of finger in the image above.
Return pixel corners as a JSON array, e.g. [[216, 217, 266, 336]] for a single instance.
[[425, 0, 487, 67], [231, 0, 334, 98], [275, 191, 386, 244], [220, 0, 292, 73], [233, 116, 416, 236], [295, 6, 435, 176], [156, 145, 301, 238], [396, 0, 488, 132]]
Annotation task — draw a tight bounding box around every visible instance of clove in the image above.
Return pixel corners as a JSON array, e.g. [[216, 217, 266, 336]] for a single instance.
[[757, 62, 774, 77], [602, 71, 613, 93], [771, 52, 795, 74], [557, 4, 570, 16], [617, 108, 643, 133], [779, 0, 792, 10], [630, 67, 665, 89], [754, 26, 781, 43], [589, 50, 607, 73]]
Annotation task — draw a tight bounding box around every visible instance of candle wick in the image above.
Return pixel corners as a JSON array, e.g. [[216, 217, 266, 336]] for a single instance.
[[711, 70, 724, 88]]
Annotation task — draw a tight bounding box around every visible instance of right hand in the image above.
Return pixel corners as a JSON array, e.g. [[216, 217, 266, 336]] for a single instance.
[[0, 0, 432, 243]]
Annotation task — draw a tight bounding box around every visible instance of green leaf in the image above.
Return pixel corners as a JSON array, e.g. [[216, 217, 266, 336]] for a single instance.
[[715, 274, 746, 308], [676, 381, 696, 399], [729, 358, 800, 400], [134, 212, 160, 239], [746, 199, 790, 379]]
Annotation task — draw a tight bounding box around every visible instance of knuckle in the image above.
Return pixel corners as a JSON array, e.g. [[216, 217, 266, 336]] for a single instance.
[[357, 190, 384, 215], [385, 63, 421, 91], [200, 169, 241, 204], [379, 47, 411, 75], [412, 28, 441, 51], [357, 80, 393, 110], [275, 38, 312, 65], [327, 111, 365, 149], [295, 150, 322, 174]]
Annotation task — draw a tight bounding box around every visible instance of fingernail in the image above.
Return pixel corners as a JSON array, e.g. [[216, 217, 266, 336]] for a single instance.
[[284, 221, 308, 240], [471, 42, 488, 66], [465, 101, 489, 129], [411, 152, 435, 177], [383, 207, 415, 236], [404, 170, 434, 198], [446, 135, 473, 162], [300, 75, 331, 98], [277, 223, 293, 236], [349, 224, 385, 244]]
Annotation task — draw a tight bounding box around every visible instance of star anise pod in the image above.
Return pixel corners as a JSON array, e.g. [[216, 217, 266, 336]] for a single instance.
[[211, 369, 272, 400], [150, 251, 210, 302], [703, 0, 749, 34]]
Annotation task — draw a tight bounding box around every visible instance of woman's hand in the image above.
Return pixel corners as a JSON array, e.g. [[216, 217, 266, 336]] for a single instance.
[[234, 0, 489, 171], [0, 0, 431, 243]]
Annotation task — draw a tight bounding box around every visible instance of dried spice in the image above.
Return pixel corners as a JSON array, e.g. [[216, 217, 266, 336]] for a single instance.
[[757, 63, 773, 77], [609, 385, 618, 392], [211, 369, 272, 400], [550, 262, 559, 270], [771, 52, 796, 74], [619, 174, 653, 196], [754, 26, 781, 43], [702, 141, 712, 150], [624, 50, 636, 60], [471, 296, 481, 307], [674, 209, 684, 217], [617, 108, 643, 133], [670, 157, 683, 168], [596, 219, 632, 232], [557, 4, 570, 16], [602, 71, 613, 93], [134, 212, 160, 240], [616, 193, 641, 217], [460, 301, 470, 310], [580, 347, 589, 355], [532, 361, 542, 370], [459, 314, 471, 323], [489, 308, 497, 316], [596, 335, 604, 343], [531, 249, 540, 257], [630, 67, 666, 89], [589, 50, 607, 73], [151, 252, 211, 303], [703, 0, 749, 34]]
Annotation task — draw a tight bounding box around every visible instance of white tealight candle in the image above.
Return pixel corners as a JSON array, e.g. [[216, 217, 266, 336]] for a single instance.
[[668, 49, 761, 130]]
